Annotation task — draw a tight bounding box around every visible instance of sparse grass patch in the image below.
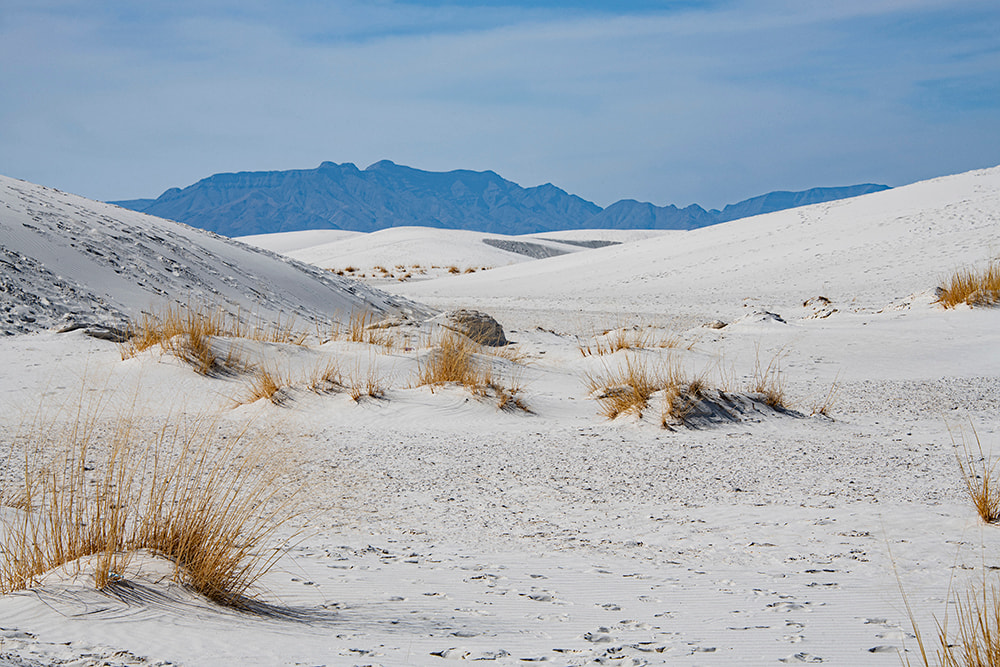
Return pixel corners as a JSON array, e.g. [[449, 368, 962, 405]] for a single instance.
[[339, 310, 397, 350], [954, 425, 1000, 524], [307, 359, 343, 394], [239, 366, 290, 405], [902, 573, 1000, 667], [937, 260, 1000, 309], [748, 344, 788, 409], [119, 303, 309, 375], [0, 403, 298, 606], [249, 313, 308, 346], [346, 310, 373, 343], [579, 324, 684, 357], [584, 354, 662, 419], [810, 376, 840, 418], [348, 364, 390, 402], [414, 330, 529, 412]]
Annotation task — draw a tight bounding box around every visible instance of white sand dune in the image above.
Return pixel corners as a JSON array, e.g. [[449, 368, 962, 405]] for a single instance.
[[236, 228, 363, 254], [237, 226, 678, 285], [0, 175, 427, 336], [390, 165, 1000, 322], [1, 166, 999, 666]]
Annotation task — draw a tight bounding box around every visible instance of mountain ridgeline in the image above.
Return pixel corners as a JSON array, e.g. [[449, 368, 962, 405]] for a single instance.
[[112, 160, 890, 237]]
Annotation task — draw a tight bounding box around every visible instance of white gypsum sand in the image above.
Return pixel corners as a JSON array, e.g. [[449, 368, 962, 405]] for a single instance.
[[0, 166, 999, 666]]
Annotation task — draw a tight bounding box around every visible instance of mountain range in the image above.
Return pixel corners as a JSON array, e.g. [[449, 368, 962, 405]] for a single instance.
[[111, 160, 889, 237]]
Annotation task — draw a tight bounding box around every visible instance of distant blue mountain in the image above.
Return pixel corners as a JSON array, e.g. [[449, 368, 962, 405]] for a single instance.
[[110, 161, 889, 236]]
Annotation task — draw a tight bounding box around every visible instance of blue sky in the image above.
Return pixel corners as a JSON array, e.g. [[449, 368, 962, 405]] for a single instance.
[[1, 0, 998, 209]]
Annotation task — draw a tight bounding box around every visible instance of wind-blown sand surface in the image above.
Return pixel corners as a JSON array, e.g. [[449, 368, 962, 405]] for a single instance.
[[1, 166, 999, 665]]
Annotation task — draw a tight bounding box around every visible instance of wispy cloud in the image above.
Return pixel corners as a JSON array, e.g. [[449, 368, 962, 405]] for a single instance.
[[0, 0, 997, 208]]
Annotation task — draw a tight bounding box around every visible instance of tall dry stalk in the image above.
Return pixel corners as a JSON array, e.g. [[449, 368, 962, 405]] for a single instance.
[[954, 425, 1000, 524], [749, 344, 788, 409], [903, 576, 1000, 667]]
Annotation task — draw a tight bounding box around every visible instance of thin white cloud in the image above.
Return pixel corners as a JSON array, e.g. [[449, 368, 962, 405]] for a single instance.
[[0, 0, 997, 208]]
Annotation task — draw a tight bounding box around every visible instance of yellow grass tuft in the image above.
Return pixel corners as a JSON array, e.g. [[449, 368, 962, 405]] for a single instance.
[[937, 260, 1000, 309], [119, 303, 308, 374], [748, 345, 788, 409], [240, 366, 290, 405], [307, 359, 343, 394], [584, 354, 663, 419], [346, 362, 391, 402], [578, 323, 685, 357], [1, 402, 298, 606], [579, 325, 652, 357], [955, 426, 1000, 524], [416, 330, 491, 387], [340, 310, 395, 349], [414, 330, 529, 411]]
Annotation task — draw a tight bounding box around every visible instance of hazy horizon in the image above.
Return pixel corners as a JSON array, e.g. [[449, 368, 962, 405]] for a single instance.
[[1, 0, 997, 209]]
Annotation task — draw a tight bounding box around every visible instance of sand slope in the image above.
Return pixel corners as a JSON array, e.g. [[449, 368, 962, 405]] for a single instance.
[[0, 175, 428, 335], [0, 166, 999, 666], [389, 165, 1000, 321]]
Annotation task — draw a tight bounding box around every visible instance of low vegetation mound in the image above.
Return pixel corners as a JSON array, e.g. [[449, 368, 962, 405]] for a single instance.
[[1, 401, 299, 607], [414, 330, 528, 412], [585, 350, 795, 429], [937, 260, 1000, 308]]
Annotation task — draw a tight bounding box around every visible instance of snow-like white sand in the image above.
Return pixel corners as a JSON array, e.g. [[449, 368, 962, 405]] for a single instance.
[[1, 167, 999, 666], [0, 175, 427, 335], [238, 225, 679, 285]]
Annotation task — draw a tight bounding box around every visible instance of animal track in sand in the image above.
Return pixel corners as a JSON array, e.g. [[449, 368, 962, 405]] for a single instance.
[[779, 652, 824, 663]]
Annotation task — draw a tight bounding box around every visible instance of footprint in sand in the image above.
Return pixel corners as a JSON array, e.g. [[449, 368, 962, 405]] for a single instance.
[[584, 628, 614, 642], [431, 647, 480, 660], [779, 652, 824, 663]]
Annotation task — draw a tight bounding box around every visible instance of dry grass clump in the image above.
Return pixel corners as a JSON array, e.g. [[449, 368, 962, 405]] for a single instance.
[[416, 331, 491, 387], [119, 303, 310, 375], [937, 260, 1000, 309], [414, 330, 529, 412], [307, 360, 343, 394], [584, 355, 661, 419], [120, 303, 235, 375], [579, 325, 651, 357], [334, 310, 396, 350], [748, 345, 788, 409], [810, 375, 840, 418], [348, 365, 389, 402], [585, 355, 704, 424], [1, 403, 297, 606], [240, 366, 291, 405], [579, 324, 689, 357], [954, 426, 1000, 524], [903, 576, 1000, 667]]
